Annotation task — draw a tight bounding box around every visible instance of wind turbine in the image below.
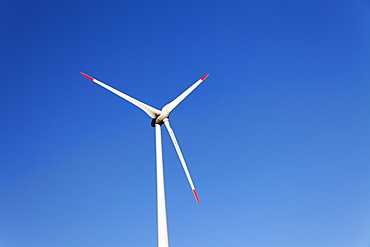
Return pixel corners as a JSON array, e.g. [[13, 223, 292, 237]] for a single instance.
[[80, 72, 209, 247]]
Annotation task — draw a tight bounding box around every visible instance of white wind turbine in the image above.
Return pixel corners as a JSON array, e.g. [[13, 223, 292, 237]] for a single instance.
[[80, 72, 209, 247]]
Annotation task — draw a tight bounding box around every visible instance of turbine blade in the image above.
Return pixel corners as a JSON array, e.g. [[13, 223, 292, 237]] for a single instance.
[[161, 74, 209, 113], [164, 120, 200, 204], [80, 72, 160, 118]]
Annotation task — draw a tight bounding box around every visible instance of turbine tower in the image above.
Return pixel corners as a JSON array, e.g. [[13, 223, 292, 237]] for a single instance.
[[80, 72, 209, 247]]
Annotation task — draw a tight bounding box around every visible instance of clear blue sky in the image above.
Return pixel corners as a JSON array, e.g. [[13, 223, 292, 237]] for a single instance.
[[1, 0, 370, 246]]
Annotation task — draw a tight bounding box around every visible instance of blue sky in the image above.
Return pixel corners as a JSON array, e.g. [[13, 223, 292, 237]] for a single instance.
[[1, 0, 370, 246]]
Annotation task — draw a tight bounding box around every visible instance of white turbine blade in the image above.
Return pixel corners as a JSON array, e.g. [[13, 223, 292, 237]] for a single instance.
[[163, 120, 200, 204], [161, 74, 209, 113], [80, 72, 160, 118]]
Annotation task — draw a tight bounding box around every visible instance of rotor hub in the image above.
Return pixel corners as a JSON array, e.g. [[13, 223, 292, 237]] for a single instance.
[[151, 110, 170, 127]]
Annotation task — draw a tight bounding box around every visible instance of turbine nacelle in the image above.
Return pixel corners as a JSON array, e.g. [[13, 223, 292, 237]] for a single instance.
[[151, 110, 170, 127]]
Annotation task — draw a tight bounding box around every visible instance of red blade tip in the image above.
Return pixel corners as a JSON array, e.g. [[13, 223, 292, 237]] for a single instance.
[[80, 72, 94, 81], [192, 189, 200, 204], [201, 74, 209, 81]]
